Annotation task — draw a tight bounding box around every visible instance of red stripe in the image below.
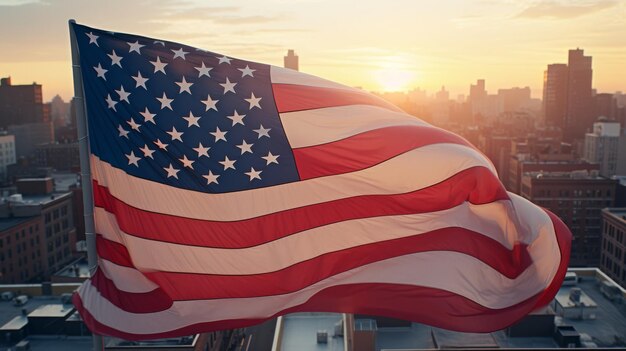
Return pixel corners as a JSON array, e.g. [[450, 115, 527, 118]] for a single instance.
[[94, 227, 531, 301], [74, 282, 542, 340], [96, 235, 133, 267], [293, 125, 474, 179], [74, 209, 571, 340], [93, 166, 509, 248], [90, 268, 172, 314], [272, 83, 402, 113]]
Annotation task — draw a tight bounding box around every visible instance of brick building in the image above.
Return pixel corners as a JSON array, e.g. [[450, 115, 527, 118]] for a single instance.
[[521, 171, 617, 266], [0, 178, 76, 283], [600, 208, 626, 288]]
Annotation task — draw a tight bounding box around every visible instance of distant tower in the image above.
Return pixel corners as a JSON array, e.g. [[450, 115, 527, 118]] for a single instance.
[[284, 50, 299, 71], [543, 63, 569, 128], [565, 48, 593, 141]]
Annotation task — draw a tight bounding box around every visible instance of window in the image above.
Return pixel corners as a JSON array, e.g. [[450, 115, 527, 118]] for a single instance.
[[53, 209, 59, 220]]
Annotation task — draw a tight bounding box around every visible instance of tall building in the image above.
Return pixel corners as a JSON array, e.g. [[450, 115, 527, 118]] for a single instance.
[[0, 178, 76, 283], [521, 171, 617, 267], [565, 49, 593, 141], [543, 64, 568, 128], [0, 134, 16, 182], [0, 77, 50, 128], [601, 208, 626, 288], [583, 121, 626, 177], [284, 49, 299, 71]]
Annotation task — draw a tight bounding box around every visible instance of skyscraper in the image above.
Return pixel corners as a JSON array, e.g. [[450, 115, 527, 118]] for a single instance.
[[284, 49, 299, 71], [565, 49, 593, 141], [543, 64, 568, 128]]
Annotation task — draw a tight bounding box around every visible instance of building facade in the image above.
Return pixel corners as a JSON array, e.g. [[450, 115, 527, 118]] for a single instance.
[[600, 208, 626, 288], [0, 134, 16, 183], [583, 121, 626, 177], [521, 171, 617, 267]]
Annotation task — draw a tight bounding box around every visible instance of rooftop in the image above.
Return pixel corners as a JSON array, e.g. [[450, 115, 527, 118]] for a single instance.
[[272, 268, 626, 350], [0, 215, 38, 232], [278, 313, 344, 351]]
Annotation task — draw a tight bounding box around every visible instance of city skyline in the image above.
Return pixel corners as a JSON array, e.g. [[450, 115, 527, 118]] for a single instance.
[[1, 0, 626, 101]]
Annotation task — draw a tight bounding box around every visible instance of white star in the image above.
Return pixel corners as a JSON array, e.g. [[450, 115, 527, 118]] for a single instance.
[[253, 124, 271, 138], [108, 50, 123, 67], [154, 40, 166, 46], [238, 65, 256, 77], [93, 64, 107, 80], [163, 164, 180, 179], [132, 72, 148, 89], [183, 111, 201, 127], [179, 155, 194, 169], [105, 94, 117, 111], [194, 62, 212, 78], [86, 32, 99, 46], [157, 93, 173, 110], [262, 151, 280, 165], [217, 55, 232, 64], [126, 151, 141, 167], [154, 139, 168, 150], [115, 85, 130, 103], [219, 156, 236, 170], [127, 40, 144, 54], [176, 76, 193, 94], [203, 170, 219, 185], [220, 78, 237, 94], [127, 118, 141, 131], [245, 92, 262, 109], [193, 143, 210, 158], [236, 140, 253, 155], [140, 107, 156, 124], [201, 95, 219, 111], [210, 127, 227, 142], [140, 144, 155, 159], [118, 125, 129, 138], [227, 110, 246, 126], [245, 167, 262, 181], [172, 47, 189, 60], [150, 56, 168, 74], [167, 126, 183, 142]]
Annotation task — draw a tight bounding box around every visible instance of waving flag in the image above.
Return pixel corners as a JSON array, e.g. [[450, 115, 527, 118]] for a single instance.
[[70, 22, 571, 340]]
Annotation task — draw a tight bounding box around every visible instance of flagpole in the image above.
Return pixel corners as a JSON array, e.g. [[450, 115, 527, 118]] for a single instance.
[[68, 19, 104, 351]]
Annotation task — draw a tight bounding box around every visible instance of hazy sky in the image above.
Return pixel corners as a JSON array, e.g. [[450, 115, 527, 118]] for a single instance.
[[1, 0, 625, 101]]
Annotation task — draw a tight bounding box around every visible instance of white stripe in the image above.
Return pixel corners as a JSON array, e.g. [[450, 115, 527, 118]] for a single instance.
[[98, 259, 158, 293], [281, 105, 429, 148], [91, 143, 496, 221], [270, 65, 355, 91], [79, 206, 560, 335], [95, 199, 529, 275]]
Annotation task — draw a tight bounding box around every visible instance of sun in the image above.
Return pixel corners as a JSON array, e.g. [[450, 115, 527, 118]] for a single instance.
[[373, 57, 416, 92]]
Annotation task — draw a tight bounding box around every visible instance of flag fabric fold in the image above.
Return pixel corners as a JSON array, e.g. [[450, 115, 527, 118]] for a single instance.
[[70, 22, 571, 340]]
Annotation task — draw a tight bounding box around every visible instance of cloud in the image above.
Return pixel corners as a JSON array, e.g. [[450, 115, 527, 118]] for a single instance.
[[516, 0, 618, 19], [0, 0, 41, 5]]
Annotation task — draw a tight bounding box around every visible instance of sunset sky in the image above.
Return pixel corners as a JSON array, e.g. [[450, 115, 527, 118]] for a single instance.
[[1, 0, 625, 101]]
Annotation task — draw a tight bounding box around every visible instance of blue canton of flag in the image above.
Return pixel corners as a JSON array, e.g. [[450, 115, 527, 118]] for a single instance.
[[74, 24, 299, 193]]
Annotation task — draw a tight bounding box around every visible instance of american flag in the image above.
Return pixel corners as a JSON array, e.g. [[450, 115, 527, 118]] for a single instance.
[[71, 23, 571, 340]]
